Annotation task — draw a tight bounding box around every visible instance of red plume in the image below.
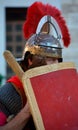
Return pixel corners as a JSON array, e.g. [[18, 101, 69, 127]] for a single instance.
[[23, 1, 71, 47]]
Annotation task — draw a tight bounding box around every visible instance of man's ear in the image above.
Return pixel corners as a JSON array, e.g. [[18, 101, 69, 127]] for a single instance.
[[28, 59, 33, 66]]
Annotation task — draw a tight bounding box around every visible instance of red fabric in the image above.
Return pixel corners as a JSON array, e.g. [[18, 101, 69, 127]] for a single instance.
[[0, 112, 7, 126], [7, 76, 26, 106], [30, 68, 78, 130], [7, 76, 23, 89]]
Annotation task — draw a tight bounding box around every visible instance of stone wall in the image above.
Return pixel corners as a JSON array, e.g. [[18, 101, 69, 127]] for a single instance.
[[61, 0, 78, 70]]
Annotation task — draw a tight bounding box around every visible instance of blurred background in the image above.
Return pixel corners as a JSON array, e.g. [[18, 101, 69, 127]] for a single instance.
[[0, 0, 78, 85]]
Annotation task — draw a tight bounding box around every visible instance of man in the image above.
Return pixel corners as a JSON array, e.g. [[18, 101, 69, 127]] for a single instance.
[[0, 1, 70, 130]]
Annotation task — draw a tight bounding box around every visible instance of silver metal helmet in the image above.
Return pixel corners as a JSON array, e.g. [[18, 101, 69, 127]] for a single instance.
[[23, 15, 63, 59]]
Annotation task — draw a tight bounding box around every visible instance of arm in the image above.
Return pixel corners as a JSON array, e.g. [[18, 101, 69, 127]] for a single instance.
[[0, 102, 31, 130]]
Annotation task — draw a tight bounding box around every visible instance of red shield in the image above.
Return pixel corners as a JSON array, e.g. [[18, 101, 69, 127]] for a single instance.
[[22, 62, 78, 130]]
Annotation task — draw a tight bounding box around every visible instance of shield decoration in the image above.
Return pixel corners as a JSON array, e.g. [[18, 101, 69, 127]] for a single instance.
[[22, 62, 78, 130]]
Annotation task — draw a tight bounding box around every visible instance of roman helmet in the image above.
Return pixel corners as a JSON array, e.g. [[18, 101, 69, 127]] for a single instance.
[[22, 1, 71, 60]]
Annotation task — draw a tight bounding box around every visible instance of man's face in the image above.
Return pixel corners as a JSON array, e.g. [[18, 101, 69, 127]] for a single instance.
[[45, 57, 58, 65], [28, 56, 58, 69]]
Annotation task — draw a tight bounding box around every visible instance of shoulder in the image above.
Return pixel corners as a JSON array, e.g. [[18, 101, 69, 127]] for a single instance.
[[0, 82, 22, 116]]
